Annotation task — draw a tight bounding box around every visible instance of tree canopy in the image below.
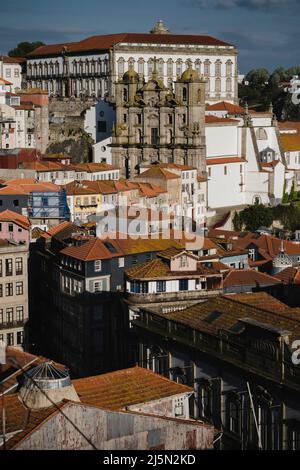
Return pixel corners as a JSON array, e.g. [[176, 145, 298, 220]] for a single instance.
[[8, 41, 45, 58], [239, 65, 300, 120]]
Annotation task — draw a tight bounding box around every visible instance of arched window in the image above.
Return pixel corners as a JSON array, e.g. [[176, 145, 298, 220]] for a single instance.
[[44, 63, 48, 76], [85, 60, 89, 74], [215, 60, 222, 77], [55, 62, 59, 75], [176, 60, 182, 77], [226, 78, 232, 93], [167, 59, 173, 77], [168, 129, 173, 144], [256, 128, 268, 140], [138, 58, 144, 76], [123, 88, 128, 102], [147, 58, 154, 76], [195, 60, 201, 73], [128, 57, 135, 70], [204, 60, 210, 77], [118, 58, 125, 76], [182, 87, 187, 102], [158, 59, 164, 78], [215, 78, 221, 93], [206, 79, 210, 93], [226, 60, 233, 77]]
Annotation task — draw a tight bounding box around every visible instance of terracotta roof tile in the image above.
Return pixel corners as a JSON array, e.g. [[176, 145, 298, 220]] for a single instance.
[[73, 366, 192, 410], [0, 209, 30, 229], [205, 115, 239, 124], [28, 33, 234, 57], [274, 266, 300, 285], [155, 294, 300, 341], [125, 257, 220, 280], [207, 157, 246, 165], [280, 133, 300, 152], [135, 167, 180, 180], [223, 269, 281, 289], [206, 101, 244, 114]]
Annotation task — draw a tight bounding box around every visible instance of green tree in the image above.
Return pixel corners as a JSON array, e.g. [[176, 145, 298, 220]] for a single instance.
[[245, 69, 270, 88], [8, 41, 45, 57], [237, 204, 273, 232]]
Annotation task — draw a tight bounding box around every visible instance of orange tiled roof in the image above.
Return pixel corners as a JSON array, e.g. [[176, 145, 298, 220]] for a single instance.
[[125, 256, 220, 280], [206, 101, 245, 114], [274, 266, 300, 285], [0, 209, 30, 229], [65, 180, 118, 196], [74, 163, 119, 172], [224, 292, 295, 313], [61, 238, 123, 261], [4, 179, 60, 193], [156, 294, 300, 340], [207, 157, 245, 165], [135, 167, 180, 180], [280, 133, 300, 152], [205, 115, 239, 124], [223, 269, 281, 289], [73, 366, 192, 411], [22, 161, 67, 171], [27, 33, 233, 58], [1, 347, 64, 395]]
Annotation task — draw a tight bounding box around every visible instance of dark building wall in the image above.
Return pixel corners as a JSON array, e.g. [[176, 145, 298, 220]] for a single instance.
[[0, 194, 28, 214], [133, 310, 300, 450]]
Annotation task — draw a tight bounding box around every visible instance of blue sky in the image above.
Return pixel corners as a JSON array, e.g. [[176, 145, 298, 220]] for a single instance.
[[0, 0, 299, 73]]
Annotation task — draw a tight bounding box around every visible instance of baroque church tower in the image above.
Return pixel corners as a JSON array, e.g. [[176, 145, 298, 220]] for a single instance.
[[111, 59, 207, 178]]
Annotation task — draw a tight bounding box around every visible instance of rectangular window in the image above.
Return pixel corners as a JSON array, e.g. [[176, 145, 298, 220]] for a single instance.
[[7, 333, 14, 346], [118, 257, 125, 268], [94, 260, 102, 272], [94, 280, 103, 292], [0, 260, 2, 277], [179, 279, 189, 291], [6, 308, 13, 324], [16, 258, 23, 275], [151, 128, 159, 146], [6, 69, 11, 78], [132, 255, 138, 265], [5, 283, 13, 296], [8, 224, 13, 233], [17, 331, 23, 345], [16, 306, 24, 322], [16, 282, 23, 295], [0, 285, 2, 297], [224, 166, 227, 175], [157, 281, 166, 293], [0, 309, 3, 324]]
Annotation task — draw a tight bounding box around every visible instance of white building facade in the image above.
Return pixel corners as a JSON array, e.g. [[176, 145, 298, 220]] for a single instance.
[[25, 21, 238, 105]]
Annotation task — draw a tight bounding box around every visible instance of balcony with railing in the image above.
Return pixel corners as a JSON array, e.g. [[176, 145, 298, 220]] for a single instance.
[[133, 310, 300, 391]]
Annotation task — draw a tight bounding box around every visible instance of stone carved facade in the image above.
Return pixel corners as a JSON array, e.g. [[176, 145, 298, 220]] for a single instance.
[[111, 63, 207, 178]]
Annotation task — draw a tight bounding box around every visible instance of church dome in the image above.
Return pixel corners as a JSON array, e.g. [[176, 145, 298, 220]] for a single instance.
[[272, 242, 293, 274], [18, 362, 80, 410], [123, 68, 139, 83], [181, 65, 201, 82]]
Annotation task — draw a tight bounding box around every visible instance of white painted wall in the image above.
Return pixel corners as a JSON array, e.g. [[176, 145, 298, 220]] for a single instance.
[[206, 124, 239, 157]]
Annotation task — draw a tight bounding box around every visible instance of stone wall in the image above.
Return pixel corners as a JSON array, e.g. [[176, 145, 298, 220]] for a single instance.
[[47, 97, 96, 163]]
